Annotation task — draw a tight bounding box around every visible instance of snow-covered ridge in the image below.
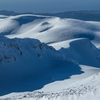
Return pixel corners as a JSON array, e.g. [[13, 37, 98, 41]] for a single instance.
[[0, 15, 99, 44], [49, 38, 100, 67], [0, 36, 82, 96], [0, 14, 100, 45]]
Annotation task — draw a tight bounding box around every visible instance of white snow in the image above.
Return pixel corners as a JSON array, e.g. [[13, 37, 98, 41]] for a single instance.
[[4, 15, 100, 46], [0, 18, 19, 34], [0, 72, 100, 100], [39, 65, 100, 92], [0, 14, 100, 100]]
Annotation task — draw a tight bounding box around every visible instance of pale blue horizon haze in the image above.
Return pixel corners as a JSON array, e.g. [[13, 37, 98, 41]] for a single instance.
[[0, 0, 100, 13]]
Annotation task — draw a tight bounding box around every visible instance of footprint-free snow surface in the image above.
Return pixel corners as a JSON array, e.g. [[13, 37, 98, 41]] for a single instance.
[[0, 14, 100, 100]]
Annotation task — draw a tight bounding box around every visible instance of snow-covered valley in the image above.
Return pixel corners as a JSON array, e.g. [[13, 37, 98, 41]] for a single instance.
[[0, 13, 100, 100]]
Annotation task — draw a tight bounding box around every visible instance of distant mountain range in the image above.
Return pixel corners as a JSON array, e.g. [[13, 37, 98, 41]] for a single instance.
[[0, 10, 100, 21]]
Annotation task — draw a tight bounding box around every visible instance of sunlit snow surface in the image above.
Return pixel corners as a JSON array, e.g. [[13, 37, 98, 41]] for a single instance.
[[0, 14, 100, 100]]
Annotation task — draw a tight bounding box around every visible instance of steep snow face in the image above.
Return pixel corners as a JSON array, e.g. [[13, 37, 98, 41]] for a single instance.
[[50, 38, 100, 67], [0, 72, 100, 100], [0, 36, 82, 96]]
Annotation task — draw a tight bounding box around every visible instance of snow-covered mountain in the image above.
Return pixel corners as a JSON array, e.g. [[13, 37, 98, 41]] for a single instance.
[[0, 36, 82, 96], [0, 13, 100, 100]]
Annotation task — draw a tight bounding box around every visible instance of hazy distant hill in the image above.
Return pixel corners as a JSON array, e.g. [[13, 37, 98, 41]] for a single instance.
[[0, 10, 100, 21], [0, 10, 18, 15], [41, 11, 100, 21], [0, 10, 33, 16]]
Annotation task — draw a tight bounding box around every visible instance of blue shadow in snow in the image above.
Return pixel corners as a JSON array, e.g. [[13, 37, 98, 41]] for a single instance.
[[0, 37, 83, 96]]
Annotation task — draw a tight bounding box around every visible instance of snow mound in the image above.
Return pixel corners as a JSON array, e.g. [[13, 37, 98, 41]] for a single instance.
[[0, 18, 19, 35], [0, 14, 50, 35]]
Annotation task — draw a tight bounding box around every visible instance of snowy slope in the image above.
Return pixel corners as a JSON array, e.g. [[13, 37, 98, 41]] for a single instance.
[[0, 36, 83, 96], [0, 72, 100, 100], [0, 14, 100, 99], [3, 15, 100, 46], [0, 14, 100, 46], [50, 38, 100, 67], [0, 14, 49, 35]]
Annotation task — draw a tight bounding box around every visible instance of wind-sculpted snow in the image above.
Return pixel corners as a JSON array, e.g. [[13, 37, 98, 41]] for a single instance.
[[0, 14, 50, 35], [0, 14, 100, 99], [0, 18, 19, 35], [0, 14, 99, 46], [0, 14, 100, 46]]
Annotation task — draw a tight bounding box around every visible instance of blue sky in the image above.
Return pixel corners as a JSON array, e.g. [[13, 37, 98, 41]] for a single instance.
[[0, 0, 100, 13]]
